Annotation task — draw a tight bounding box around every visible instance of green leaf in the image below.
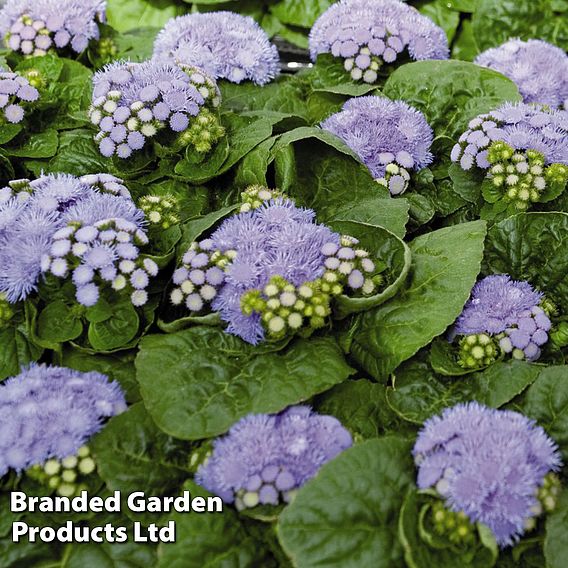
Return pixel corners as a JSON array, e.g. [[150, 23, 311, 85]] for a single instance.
[[325, 196, 410, 239], [387, 359, 541, 424], [175, 113, 277, 183], [473, 0, 566, 51], [36, 300, 83, 345], [4, 130, 59, 158], [157, 480, 263, 568], [64, 539, 157, 567], [451, 20, 480, 61], [61, 346, 140, 403], [545, 491, 568, 568], [45, 129, 107, 176], [88, 300, 140, 352], [136, 328, 354, 439], [315, 379, 404, 439], [234, 136, 276, 187], [483, 212, 568, 313], [0, 317, 43, 381], [399, 489, 498, 568], [418, 0, 461, 43], [290, 142, 392, 221], [449, 162, 484, 205], [278, 437, 415, 568], [327, 221, 412, 318], [107, 0, 185, 32], [306, 54, 379, 96], [520, 365, 568, 459], [92, 404, 191, 499], [270, 0, 334, 27], [0, 124, 23, 145], [429, 337, 486, 376], [351, 221, 487, 381], [383, 60, 521, 140]]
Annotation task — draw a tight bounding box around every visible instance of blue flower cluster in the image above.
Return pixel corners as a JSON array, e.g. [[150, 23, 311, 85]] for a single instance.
[[171, 190, 378, 344], [321, 96, 434, 194], [0, 364, 126, 476], [196, 406, 352, 509], [413, 402, 561, 547], [475, 39, 568, 109], [90, 59, 223, 158], [0, 69, 39, 124], [0, 174, 157, 307], [153, 12, 280, 85], [454, 275, 551, 362], [451, 102, 568, 210], [309, 0, 449, 83], [1, 0, 106, 56]]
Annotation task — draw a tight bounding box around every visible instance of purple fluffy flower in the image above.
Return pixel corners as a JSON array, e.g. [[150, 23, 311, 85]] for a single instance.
[[90, 59, 222, 158], [0, 174, 148, 303], [321, 96, 433, 193], [475, 39, 568, 109], [0, 71, 39, 124], [455, 274, 543, 335], [0, 0, 106, 56], [153, 12, 280, 85], [309, 0, 449, 83], [0, 363, 126, 476], [196, 406, 352, 508], [413, 402, 561, 547], [452, 102, 568, 168]]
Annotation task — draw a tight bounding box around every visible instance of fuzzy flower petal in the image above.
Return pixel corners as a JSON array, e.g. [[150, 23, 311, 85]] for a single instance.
[[0, 363, 126, 476], [153, 12, 280, 85], [475, 39, 568, 109], [413, 402, 561, 547]]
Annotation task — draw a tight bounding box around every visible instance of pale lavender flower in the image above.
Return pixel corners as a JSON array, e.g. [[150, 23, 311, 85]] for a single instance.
[[309, 0, 449, 83], [0, 71, 39, 124], [153, 12, 280, 85], [455, 275, 543, 335], [0, 0, 106, 56], [451, 102, 568, 169], [321, 96, 433, 194], [90, 59, 221, 158], [196, 406, 352, 507], [413, 402, 561, 547], [475, 39, 568, 109], [0, 363, 125, 476]]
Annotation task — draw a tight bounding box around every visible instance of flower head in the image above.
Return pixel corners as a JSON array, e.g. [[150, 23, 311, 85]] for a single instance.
[[413, 402, 561, 547], [196, 406, 352, 508], [309, 0, 449, 83], [0, 363, 126, 476], [153, 12, 280, 85], [451, 103, 568, 210], [90, 59, 223, 158], [1, 0, 106, 56], [321, 96, 433, 193], [455, 275, 542, 335], [0, 174, 149, 303], [0, 70, 39, 124], [173, 195, 379, 344], [475, 39, 568, 109]]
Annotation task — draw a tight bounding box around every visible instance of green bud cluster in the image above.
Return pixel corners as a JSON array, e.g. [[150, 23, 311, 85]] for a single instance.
[[540, 297, 558, 317], [457, 333, 499, 369], [430, 501, 476, 546], [0, 293, 15, 328], [487, 141, 568, 210], [139, 194, 180, 230], [239, 185, 284, 213], [241, 275, 337, 341], [177, 108, 225, 153], [26, 446, 96, 498], [23, 69, 45, 90], [96, 38, 118, 65], [525, 473, 562, 531], [550, 321, 568, 349]]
